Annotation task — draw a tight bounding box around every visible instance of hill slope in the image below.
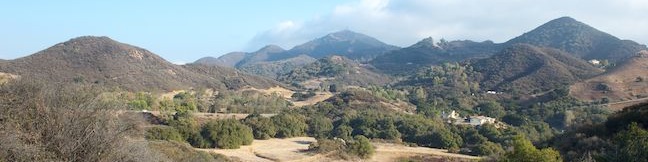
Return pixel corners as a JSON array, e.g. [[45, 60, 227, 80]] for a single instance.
[[571, 50, 648, 102], [276, 30, 399, 62], [182, 63, 285, 90], [473, 44, 603, 94], [197, 30, 398, 77], [0, 36, 279, 92], [372, 38, 499, 74], [277, 55, 392, 89], [506, 17, 646, 62]]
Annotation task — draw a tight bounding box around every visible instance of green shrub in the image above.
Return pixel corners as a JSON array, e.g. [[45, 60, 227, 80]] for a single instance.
[[308, 139, 345, 153], [201, 119, 254, 149], [146, 127, 184, 142], [272, 113, 308, 138], [308, 116, 333, 139], [243, 113, 277, 139], [347, 135, 375, 159]]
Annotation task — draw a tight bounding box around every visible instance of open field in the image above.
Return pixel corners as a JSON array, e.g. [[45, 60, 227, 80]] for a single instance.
[[198, 137, 481, 162]]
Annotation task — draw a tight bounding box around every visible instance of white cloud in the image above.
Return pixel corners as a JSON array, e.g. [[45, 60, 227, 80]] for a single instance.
[[246, 0, 648, 50]]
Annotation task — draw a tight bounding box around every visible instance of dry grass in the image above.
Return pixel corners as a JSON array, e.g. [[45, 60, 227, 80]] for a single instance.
[[197, 137, 481, 162], [291, 92, 334, 107], [240, 86, 334, 107], [197, 137, 316, 162], [0, 72, 18, 84], [240, 86, 295, 99], [571, 51, 648, 108]]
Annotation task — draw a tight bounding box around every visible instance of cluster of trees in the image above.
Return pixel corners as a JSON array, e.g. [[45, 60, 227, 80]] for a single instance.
[[298, 97, 512, 156], [211, 91, 291, 113], [147, 112, 254, 149], [147, 111, 310, 149], [125, 89, 291, 114], [291, 91, 316, 101], [551, 103, 648, 161]]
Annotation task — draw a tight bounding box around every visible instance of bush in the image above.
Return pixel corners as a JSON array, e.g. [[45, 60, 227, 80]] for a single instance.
[[243, 113, 277, 139], [201, 119, 254, 149], [347, 135, 375, 159], [308, 116, 333, 139], [0, 80, 158, 161], [292, 91, 316, 101], [272, 113, 308, 138], [146, 127, 184, 142], [499, 135, 561, 162], [308, 139, 345, 153]]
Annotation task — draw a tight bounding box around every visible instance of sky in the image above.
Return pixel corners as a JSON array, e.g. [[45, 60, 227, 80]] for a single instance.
[[1, 0, 647, 64]]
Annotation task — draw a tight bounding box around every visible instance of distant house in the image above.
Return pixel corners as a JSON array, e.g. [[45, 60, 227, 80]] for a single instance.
[[442, 110, 461, 120], [468, 116, 496, 126], [486, 90, 501, 94], [589, 59, 600, 65]]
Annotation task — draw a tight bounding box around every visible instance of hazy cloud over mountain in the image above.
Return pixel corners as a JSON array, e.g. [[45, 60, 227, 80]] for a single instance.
[[247, 0, 648, 50]]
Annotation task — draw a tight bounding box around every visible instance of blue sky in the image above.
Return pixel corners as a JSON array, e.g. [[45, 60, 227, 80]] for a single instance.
[[1, 0, 647, 64]]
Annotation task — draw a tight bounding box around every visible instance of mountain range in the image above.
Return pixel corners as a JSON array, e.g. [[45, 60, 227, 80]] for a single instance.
[[194, 30, 399, 78], [1, 16, 647, 99]]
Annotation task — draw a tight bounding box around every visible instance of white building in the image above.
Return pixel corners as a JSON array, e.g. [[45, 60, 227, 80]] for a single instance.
[[589, 59, 600, 65], [442, 110, 461, 120], [469, 116, 496, 126]]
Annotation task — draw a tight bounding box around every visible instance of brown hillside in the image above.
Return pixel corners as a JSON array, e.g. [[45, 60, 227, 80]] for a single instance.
[[474, 44, 604, 94], [182, 63, 286, 90], [571, 50, 648, 102], [0, 36, 278, 92]]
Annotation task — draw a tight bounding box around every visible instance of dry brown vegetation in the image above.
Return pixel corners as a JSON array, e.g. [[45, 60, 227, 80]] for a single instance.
[[571, 50, 648, 105], [0, 80, 226, 162]]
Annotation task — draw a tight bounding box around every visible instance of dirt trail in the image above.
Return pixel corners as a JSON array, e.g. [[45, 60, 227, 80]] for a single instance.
[[291, 92, 334, 107]]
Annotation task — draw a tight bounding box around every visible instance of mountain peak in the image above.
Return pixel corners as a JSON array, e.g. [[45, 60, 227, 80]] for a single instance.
[[281, 30, 398, 61], [256, 44, 285, 53], [64, 36, 117, 45], [411, 37, 438, 48], [536, 16, 591, 30], [321, 30, 370, 41], [506, 16, 646, 62]]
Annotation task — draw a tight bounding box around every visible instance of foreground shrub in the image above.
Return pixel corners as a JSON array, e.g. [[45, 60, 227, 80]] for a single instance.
[[0, 80, 159, 161], [348, 135, 375, 159], [201, 119, 254, 149]]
